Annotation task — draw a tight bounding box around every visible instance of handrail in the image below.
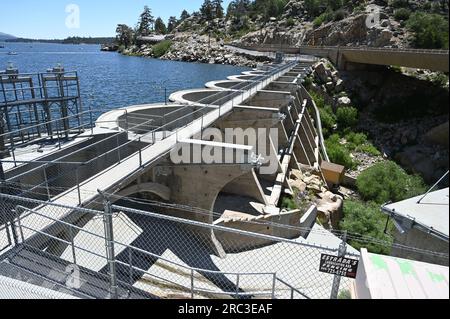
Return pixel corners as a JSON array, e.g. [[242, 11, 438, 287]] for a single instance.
[[3, 60, 301, 204], [299, 86, 329, 162], [232, 43, 450, 55], [276, 277, 311, 299], [16, 205, 281, 298], [0, 110, 91, 139]]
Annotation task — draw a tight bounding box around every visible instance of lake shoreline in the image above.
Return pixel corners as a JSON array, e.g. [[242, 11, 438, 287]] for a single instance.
[[112, 34, 273, 68], [0, 42, 250, 117]]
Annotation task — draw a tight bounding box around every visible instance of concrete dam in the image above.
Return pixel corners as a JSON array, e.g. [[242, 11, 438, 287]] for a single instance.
[[0, 57, 356, 299]]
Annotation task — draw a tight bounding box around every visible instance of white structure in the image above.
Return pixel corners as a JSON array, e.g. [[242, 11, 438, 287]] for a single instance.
[[382, 188, 449, 266], [352, 249, 449, 299]]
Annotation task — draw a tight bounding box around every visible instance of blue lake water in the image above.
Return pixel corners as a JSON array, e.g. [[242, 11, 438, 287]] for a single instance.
[[0, 42, 249, 118]]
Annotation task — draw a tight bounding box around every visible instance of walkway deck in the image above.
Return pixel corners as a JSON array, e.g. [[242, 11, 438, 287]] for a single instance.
[[13, 61, 300, 246]]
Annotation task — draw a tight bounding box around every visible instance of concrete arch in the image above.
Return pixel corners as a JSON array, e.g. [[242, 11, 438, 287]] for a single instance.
[[220, 169, 267, 205], [115, 183, 171, 202]]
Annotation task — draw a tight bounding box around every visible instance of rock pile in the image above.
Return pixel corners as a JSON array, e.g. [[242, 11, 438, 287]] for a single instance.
[[288, 170, 344, 230], [310, 59, 353, 109], [121, 33, 272, 67], [161, 34, 271, 67]]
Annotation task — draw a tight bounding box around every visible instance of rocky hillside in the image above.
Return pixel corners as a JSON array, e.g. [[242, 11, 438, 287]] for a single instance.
[[240, 0, 448, 48], [115, 0, 448, 66], [306, 58, 449, 184]]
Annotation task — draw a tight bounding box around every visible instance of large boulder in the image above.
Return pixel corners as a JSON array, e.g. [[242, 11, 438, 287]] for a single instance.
[[336, 96, 352, 108], [316, 191, 344, 230], [314, 62, 329, 83], [425, 122, 449, 148]]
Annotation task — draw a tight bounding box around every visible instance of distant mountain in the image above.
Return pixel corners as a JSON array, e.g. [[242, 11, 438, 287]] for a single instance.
[[0, 32, 17, 41]]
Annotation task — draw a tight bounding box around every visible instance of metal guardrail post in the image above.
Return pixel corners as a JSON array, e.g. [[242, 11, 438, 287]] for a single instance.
[[128, 248, 134, 286], [330, 231, 347, 300], [190, 269, 195, 299], [116, 135, 121, 164], [235, 274, 240, 298], [56, 120, 62, 150], [99, 190, 119, 299], [75, 168, 82, 206], [89, 105, 94, 135], [139, 137, 143, 168], [0, 160, 5, 184], [43, 167, 51, 200], [271, 274, 277, 299], [69, 224, 77, 264]]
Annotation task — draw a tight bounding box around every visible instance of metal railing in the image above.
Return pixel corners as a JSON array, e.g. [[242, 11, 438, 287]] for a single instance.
[[0, 192, 357, 299], [232, 43, 450, 55], [2, 60, 305, 204]]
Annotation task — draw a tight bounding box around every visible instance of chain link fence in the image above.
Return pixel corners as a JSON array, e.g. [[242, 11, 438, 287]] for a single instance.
[[0, 192, 356, 299]]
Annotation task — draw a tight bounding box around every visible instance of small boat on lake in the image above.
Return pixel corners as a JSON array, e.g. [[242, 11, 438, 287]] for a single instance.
[[7, 51, 18, 55]]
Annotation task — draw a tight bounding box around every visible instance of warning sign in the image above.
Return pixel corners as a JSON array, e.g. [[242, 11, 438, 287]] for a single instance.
[[319, 254, 359, 279]]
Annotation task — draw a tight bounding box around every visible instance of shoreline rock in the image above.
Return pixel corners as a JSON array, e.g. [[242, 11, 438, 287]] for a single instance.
[[119, 34, 273, 68]]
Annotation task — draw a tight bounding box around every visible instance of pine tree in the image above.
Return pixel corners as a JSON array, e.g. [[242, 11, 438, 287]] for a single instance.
[[137, 6, 155, 36], [180, 9, 190, 21], [167, 16, 178, 33], [154, 17, 167, 34], [213, 0, 224, 19], [200, 0, 214, 21], [115, 24, 134, 48]]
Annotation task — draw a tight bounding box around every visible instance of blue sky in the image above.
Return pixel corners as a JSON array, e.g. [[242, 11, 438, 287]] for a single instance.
[[0, 0, 233, 39]]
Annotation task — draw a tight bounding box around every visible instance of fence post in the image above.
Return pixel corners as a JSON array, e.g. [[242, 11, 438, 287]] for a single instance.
[[271, 274, 277, 300], [190, 269, 195, 299], [330, 231, 347, 300], [99, 190, 119, 299], [139, 138, 143, 168], [89, 105, 94, 135], [75, 168, 82, 206], [43, 167, 51, 200]]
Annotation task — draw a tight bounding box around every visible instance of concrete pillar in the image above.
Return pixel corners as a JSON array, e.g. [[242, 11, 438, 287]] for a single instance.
[[169, 165, 254, 221]]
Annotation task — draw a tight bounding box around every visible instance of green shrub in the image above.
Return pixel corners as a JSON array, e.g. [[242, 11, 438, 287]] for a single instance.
[[336, 106, 358, 130], [286, 17, 296, 27], [313, 10, 333, 27], [326, 136, 357, 170], [427, 72, 449, 87], [320, 105, 337, 137], [340, 200, 393, 255], [333, 9, 347, 21], [358, 143, 381, 157], [311, 92, 337, 137], [281, 196, 298, 210], [389, 0, 409, 8], [345, 132, 367, 148], [310, 91, 325, 109], [407, 12, 449, 49], [303, 76, 313, 88], [345, 132, 381, 156], [152, 40, 173, 58], [353, 3, 365, 14], [356, 161, 427, 204], [394, 8, 411, 21]]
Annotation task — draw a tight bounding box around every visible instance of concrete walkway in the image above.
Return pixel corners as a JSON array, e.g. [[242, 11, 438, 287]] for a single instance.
[[14, 61, 300, 247]]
